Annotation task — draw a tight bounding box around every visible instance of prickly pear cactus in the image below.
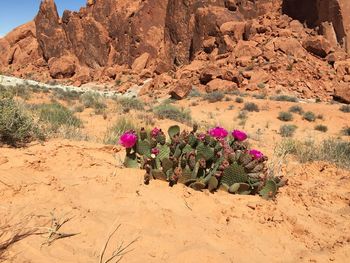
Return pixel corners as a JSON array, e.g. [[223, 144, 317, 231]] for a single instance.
[[118, 125, 285, 200]]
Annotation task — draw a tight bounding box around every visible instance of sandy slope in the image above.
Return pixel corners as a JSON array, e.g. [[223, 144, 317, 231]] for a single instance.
[[1, 139, 349, 263]]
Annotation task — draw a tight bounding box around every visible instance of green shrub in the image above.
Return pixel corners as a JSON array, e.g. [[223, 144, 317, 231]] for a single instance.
[[279, 124, 297, 137], [243, 102, 259, 112], [116, 97, 145, 112], [0, 98, 43, 145], [154, 103, 191, 123], [53, 89, 82, 101], [276, 138, 350, 169], [35, 103, 82, 133], [103, 117, 138, 145], [303, 111, 316, 122], [339, 105, 350, 113], [270, 95, 298, 102], [289, 105, 304, 114], [80, 91, 106, 113], [204, 91, 225, 103], [252, 93, 266, 100], [315, 124, 328, 132], [188, 88, 201, 97], [235, 97, 244, 103], [278, 111, 293, 122]]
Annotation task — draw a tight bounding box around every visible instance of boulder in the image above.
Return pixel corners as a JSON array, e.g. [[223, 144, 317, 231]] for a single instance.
[[273, 37, 306, 58], [132, 53, 150, 72], [234, 40, 262, 58], [220, 21, 246, 41], [199, 66, 223, 84], [169, 79, 192, 100], [303, 36, 332, 58], [48, 56, 76, 79], [206, 78, 238, 93], [333, 83, 350, 104]]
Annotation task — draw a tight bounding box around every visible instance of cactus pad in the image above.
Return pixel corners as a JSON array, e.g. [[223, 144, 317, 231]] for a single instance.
[[259, 180, 277, 200], [221, 163, 248, 186], [168, 125, 180, 139]]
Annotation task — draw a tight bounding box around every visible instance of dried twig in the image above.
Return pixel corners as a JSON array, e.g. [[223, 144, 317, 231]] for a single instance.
[[99, 223, 138, 263]]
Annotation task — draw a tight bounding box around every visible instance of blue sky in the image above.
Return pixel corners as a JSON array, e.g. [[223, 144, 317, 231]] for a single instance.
[[0, 0, 86, 36]]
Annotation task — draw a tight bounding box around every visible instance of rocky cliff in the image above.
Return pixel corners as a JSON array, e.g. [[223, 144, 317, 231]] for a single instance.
[[0, 0, 349, 102]]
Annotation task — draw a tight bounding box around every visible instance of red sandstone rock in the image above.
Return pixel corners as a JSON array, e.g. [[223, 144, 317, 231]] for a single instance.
[[303, 36, 333, 58]]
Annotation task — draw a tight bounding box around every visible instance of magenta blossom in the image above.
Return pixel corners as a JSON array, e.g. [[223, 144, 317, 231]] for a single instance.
[[151, 127, 161, 138], [249, 149, 264, 160], [208, 126, 228, 139], [197, 133, 206, 141], [232, 130, 247, 141], [151, 148, 160, 155], [119, 130, 138, 148]]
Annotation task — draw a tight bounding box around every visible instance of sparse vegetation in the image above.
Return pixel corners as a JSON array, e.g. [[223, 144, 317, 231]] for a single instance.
[[278, 111, 293, 122], [235, 97, 244, 103], [116, 97, 145, 112], [252, 93, 266, 100], [243, 102, 259, 112], [314, 124, 328, 133], [188, 88, 201, 97], [303, 111, 316, 122], [342, 127, 350, 136], [279, 124, 297, 137], [53, 89, 82, 101], [257, 83, 265, 89], [154, 103, 191, 123], [276, 138, 350, 169], [270, 95, 298, 102], [0, 98, 43, 146], [103, 117, 138, 145], [80, 91, 106, 114], [289, 105, 304, 114], [204, 91, 225, 103], [339, 105, 350, 113]]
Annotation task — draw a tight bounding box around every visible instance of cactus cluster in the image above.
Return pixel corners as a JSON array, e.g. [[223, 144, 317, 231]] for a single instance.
[[119, 125, 286, 199]]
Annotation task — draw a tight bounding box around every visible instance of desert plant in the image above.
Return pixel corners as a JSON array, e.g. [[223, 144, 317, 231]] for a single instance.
[[53, 89, 82, 101], [339, 105, 350, 113], [116, 97, 145, 112], [303, 111, 316, 122], [243, 102, 259, 112], [314, 124, 328, 132], [252, 93, 266, 100], [0, 98, 43, 146], [188, 88, 201, 98], [204, 91, 225, 103], [270, 95, 298, 102], [35, 103, 82, 133], [257, 83, 265, 89], [118, 124, 285, 199], [279, 124, 297, 137], [278, 111, 293, 122], [103, 117, 139, 145], [154, 103, 191, 123], [342, 127, 350, 136], [80, 91, 106, 113], [289, 105, 304, 114], [235, 97, 244, 103]]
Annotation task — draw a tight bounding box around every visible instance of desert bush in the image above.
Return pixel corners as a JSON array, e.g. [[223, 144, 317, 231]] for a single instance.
[[339, 105, 350, 113], [188, 88, 201, 98], [270, 95, 298, 102], [314, 124, 328, 132], [243, 102, 259, 112], [53, 89, 82, 101], [289, 105, 304, 114], [278, 111, 293, 122], [103, 117, 138, 145], [252, 93, 266, 100], [204, 91, 225, 103], [0, 98, 43, 146], [303, 111, 316, 122], [80, 91, 106, 113], [279, 124, 297, 137], [35, 103, 82, 133], [116, 97, 145, 112], [276, 138, 350, 169], [235, 97, 244, 103], [154, 103, 191, 123]]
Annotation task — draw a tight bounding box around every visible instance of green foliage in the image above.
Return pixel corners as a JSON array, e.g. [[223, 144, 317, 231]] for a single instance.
[[116, 97, 145, 111], [34, 103, 82, 133], [278, 111, 293, 122], [80, 91, 106, 113], [0, 98, 43, 146], [289, 105, 304, 114], [0, 84, 31, 100], [303, 111, 316, 122], [280, 124, 297, 137], [103, 117, 138, 145], [243, 102, 259, 112], [270, 95, 298, 102], [276, 138, 350, 169], [314, 124, 328, 133], [154, 103, 191, 123], [53, 89, 82, 101], [339, 105, 350, 113], [204, 91, 225, 103]]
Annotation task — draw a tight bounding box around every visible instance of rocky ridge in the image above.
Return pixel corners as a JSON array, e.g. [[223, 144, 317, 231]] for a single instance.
[[0, 0, 349, 103]]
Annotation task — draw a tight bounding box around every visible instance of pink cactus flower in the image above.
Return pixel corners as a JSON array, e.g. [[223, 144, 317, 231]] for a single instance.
[[197, 133, 206, 141], [249, 149, 264, 160], [151, 127, 161, 138], [151, 148, 160, 155], [232, 130, 247, 141], [119, 130, 138, 148], [208, 126, 228, 139]]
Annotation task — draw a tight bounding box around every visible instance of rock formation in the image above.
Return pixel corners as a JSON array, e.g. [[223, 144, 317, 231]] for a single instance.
[[0, 0, 349, 102]]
